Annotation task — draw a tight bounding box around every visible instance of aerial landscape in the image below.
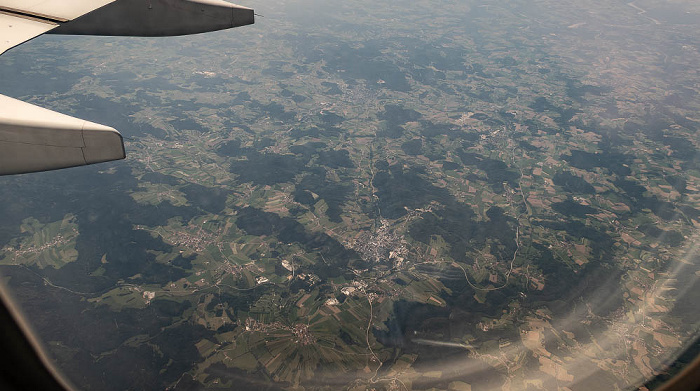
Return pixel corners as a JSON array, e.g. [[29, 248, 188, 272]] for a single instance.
[[0, 0, 699, 389]]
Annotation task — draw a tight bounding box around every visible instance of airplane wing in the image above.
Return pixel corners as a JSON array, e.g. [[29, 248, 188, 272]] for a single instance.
[[0, 1, 117, 56], [0, 94, 126, 176], [0, 0, 254, 175]]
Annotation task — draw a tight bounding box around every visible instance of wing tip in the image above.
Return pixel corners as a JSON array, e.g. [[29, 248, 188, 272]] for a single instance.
[[82, 124, 126, 165]]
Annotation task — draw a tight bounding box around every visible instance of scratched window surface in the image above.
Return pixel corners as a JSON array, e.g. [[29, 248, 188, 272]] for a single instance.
[[1, 0, 699, 389]]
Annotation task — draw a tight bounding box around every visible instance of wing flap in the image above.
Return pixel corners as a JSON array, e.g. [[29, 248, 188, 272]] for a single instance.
[[0, 94, 125, 175]]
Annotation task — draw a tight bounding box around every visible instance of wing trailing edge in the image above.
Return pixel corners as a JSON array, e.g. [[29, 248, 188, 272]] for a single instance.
[[49, 0, 254, 37], [0, 95, 125, 175]]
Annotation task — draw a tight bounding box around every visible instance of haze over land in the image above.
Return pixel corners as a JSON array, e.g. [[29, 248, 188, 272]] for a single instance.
[[1, 0, 700, 390]]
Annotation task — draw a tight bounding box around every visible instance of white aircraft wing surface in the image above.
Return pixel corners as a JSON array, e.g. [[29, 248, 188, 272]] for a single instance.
[[0, 95, 125, 176], [0, 0, 254, 175], [0, 12, 57, 56], [1, 0, 116, 55]]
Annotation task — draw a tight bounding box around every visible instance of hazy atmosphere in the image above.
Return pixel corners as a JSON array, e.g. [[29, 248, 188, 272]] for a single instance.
[[1, 0, 699, 389]]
